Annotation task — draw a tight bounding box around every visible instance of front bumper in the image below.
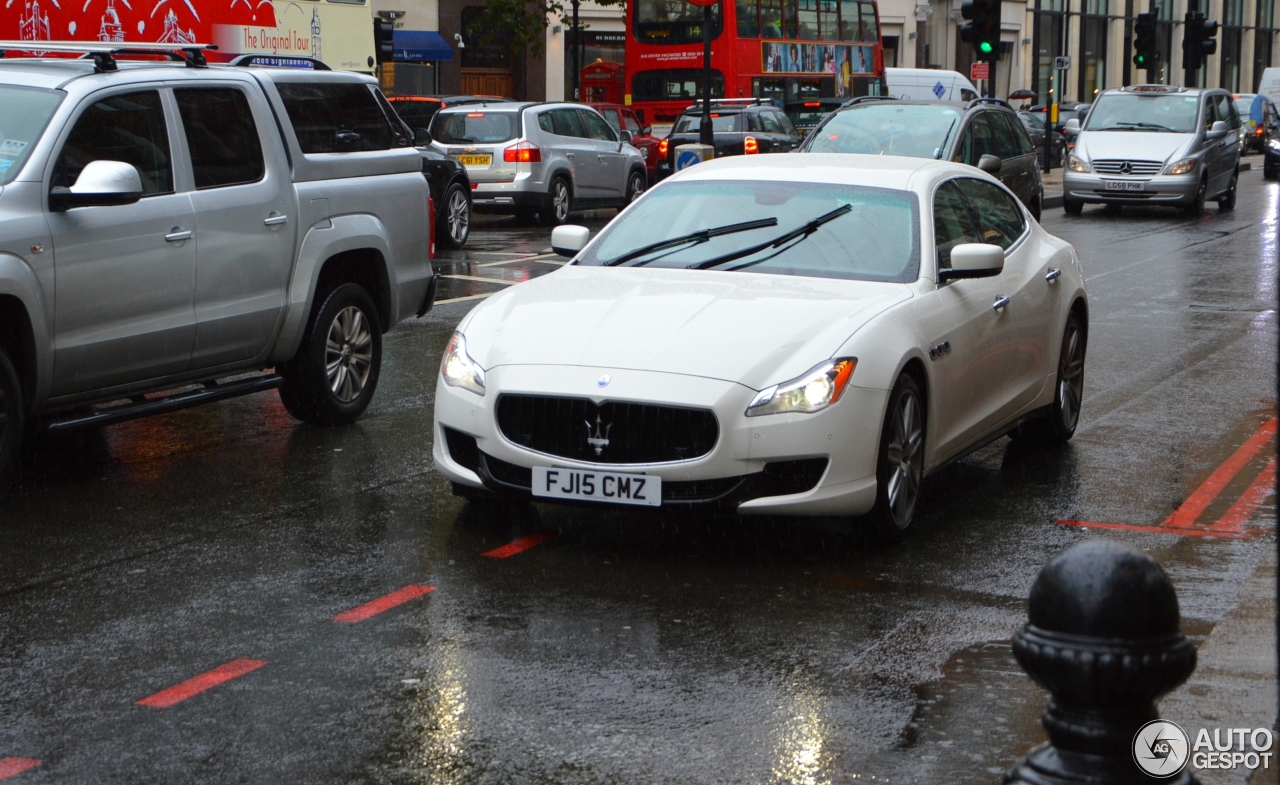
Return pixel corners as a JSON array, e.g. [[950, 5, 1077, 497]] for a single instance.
[[1062, 169, 1200, 205], [432, 364, 885, 516]]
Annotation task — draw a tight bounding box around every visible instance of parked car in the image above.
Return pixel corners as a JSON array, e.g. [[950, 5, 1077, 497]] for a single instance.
[[428, 102, 647, 225], [593, 103, 661, 181], [387, 94, 510, 133], [1024, 101, 1091, 166], [1233, 93, 1280, 153], [1018, 110, 1066, 169], [434, 154, 1087, 542], [785, 98, 847, 138], [885, 68, 979, 102], [799, 97, 1046, 219], [1062, 85, 1243, 216], [657, 99, 802, 180], [385, 104, 473, 249], [0, 43, 436, 491]]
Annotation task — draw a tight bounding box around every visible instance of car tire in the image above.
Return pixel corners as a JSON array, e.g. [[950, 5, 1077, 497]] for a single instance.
[[1011, 310, 1086, 445], [1217, 169, 1238, 211], [1063, 197, 1084, 215], [437, 181, 471, 249], [867, 372, 926, 545], [626, 170, 646, 203], [279, 283, 382, 426], [540, 177, 572, 227], [0, 346, 24, 494], [1103, 202, 1123, 215], [1182, 176, 1207, 217]]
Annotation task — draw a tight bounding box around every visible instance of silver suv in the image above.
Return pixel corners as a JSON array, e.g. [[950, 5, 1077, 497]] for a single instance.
[[427, 102, 648, 225], [1062, 85, 1243, 216]]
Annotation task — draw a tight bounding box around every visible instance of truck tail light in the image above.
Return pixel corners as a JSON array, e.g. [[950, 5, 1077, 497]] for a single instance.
[[504, 141, 541, 163], [658, 138, 669, 157], [744, 136, 759, 155]]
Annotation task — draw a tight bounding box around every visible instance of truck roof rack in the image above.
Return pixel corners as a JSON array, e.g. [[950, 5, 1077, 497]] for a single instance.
[[840, 95, 895, 107], [0, 40, 217, 73], [228, 54, 331, 71]]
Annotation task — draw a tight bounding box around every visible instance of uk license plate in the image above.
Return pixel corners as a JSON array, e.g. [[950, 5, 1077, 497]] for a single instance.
[[456, 154, 491, 166], [1104, 180, 1146, 191], [532, 467, 661, 507]]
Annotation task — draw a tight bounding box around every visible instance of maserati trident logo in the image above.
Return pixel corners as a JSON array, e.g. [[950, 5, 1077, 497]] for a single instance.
[[597, 374, 611, 388], [1120, 161, 1134, 175], [585, 414, 612, 456]]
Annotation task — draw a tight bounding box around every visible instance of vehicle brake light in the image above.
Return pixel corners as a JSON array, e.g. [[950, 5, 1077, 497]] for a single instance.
[[466, 113, 485, 118], [1256, 126, 1266, 135], [710, 113, 720, 118], [744, 136, 759, 154], [504, 141, 542, 163], [658, 138, 669, 157], [804, 101, 821, 107]]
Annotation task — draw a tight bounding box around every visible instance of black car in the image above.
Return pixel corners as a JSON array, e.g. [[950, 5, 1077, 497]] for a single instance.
[[799, 96, 1045, 219], [386, 104, 474, 249], [1264, 125, 1280, 180], [656, 99, 803, 180], [1017, 110, 1065, 169]]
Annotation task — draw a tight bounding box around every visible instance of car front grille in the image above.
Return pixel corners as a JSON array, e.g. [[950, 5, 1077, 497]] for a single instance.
[[495, 394, 718, 465], [1090, 159, 1164, 176]]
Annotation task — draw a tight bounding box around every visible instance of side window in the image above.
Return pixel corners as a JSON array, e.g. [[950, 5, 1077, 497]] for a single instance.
[[276, 82, 394, 153], [174, 88, 265, 190], [774, 111, 797, 135], [995, 112, 1034, 156], [759, 111, 781, 133], [1203, 97, 1220, 132], [601, 108, 622, 131], [933, 181, 981, 269], [954, 178, 1026, 249], [963, 113, 1001, 162], [623, 112, 642, 133], [988, 113, 1022, 159], [550, 108, 586, 138], [580, 110, 617, 141], [538, 112, 554, 133], [55, 90, 173, 195], [747, 112, 765, 132], [1219, 94, 1241, 129]]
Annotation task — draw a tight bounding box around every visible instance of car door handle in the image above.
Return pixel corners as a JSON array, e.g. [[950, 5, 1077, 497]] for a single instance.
[[264, 213, 289, 226], [566, 153, 576, 158], [1045, 267, 1062, 282], [993, 295, 1011, 311], [164, 228, 193, 242]]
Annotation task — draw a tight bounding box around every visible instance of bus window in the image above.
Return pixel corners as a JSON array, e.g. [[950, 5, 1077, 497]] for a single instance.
[[839, 0, 860, 40], [737, 0, 760, 36], [633, 69, 726, 101], [634, 0, 722, 44], [819, 0, 839, 39], [797, 0, 818, 40], [761, 0, 783, 37], [859, 2, 878, 41]]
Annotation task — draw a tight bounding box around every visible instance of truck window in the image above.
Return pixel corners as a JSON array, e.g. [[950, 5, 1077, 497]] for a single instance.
[[174, 88, 265, 189], [276, 82, 394, 154], [55, 90, 173, 195]]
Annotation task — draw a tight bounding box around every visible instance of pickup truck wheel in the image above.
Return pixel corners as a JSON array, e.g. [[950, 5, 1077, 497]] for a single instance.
[[279, 283, 382, 426], [437, 182, 471, 249], [0, 347, 24, 493]]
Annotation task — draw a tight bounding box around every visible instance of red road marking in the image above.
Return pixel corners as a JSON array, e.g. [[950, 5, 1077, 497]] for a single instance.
[[333, 585, 435, 623], [0, 759, 40, 780], [1162, 417, 1276, 528], [1210, 458, 1277, 532], [481, 530, 556, 559], [136, 658, 266, 708], [1055, 519, 1257, 539]]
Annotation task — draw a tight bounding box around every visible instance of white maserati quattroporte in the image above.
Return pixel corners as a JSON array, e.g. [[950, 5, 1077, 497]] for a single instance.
[[433, 154, 1087, 542]]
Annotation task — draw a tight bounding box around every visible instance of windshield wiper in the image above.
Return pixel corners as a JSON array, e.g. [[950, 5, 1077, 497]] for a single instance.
[[1112, 121, 1175, 132], [687, 204, 853, 271], [601, 217, 778, 267]]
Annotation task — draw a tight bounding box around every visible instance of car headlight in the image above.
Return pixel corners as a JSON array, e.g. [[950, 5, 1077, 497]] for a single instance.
[[1268, 138, 1280, 151], [440, 331, 486, 396], [1066, 154, 1091, 173], [1164, 157, 1197, 175], [746, 358, 856, 417]]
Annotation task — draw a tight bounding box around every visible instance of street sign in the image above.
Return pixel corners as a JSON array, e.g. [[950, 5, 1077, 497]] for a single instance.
[[970, 62, 990, 80], [1054, 56, 1071, 70]]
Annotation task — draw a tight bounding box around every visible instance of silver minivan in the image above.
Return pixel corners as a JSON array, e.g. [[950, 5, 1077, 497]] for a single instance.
[[427, 102, 648, 225], [1062, 85, 1243, 216]]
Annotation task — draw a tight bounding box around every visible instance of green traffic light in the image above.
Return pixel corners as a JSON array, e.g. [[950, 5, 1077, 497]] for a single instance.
[[1136, 55, 1145, 63], [979, 41, 994, 53]]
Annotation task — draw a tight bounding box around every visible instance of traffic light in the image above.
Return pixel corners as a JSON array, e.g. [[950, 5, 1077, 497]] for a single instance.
[[960, 0, 1002, 61], [1182, 11, 1218, 72], [1133, 11, 1157, 69], [374, 17, 395, 64]]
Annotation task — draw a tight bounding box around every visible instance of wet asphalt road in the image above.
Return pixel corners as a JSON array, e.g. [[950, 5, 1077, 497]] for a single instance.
[[0, 167, 1276, 784]]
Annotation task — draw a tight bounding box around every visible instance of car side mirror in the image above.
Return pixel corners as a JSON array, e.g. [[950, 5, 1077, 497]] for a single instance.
[[618, 130, 633, 144], [49, 160, 143, 211], [1064, 118, 1081, 134], [413, 127, 433, 146], [641, 126, 652, 135], [937, 243, 1005, 282], [977, 154, 1002, 173], [551, 225, 590, 258], [1206, 120, 1229, 140]]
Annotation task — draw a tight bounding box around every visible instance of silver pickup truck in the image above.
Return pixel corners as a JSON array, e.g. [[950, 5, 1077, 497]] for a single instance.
[[0, 43, 436, 491]]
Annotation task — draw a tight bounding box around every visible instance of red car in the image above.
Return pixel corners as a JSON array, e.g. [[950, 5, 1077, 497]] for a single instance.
[[593, 104, 661, 181]]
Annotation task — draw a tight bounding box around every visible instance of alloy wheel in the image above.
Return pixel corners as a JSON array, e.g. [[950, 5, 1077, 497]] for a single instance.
[[553, 181, 570, 221], [628, 173, 645, 202], [447, 189, 470, 244], [1057, 320, 1084, 432], [885, 388, 924, 527], [325, 305, 373, 403]]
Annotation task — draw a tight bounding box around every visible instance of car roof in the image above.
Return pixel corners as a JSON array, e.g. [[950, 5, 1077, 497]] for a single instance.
[[0, 57, 376, 90]]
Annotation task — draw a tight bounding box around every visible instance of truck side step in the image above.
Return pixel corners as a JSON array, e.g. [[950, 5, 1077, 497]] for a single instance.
[[45, 374, 284, 433]]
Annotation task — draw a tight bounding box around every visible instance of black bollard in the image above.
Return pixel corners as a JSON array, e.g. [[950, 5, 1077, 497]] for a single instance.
[[1006, 540, 1199, 785]]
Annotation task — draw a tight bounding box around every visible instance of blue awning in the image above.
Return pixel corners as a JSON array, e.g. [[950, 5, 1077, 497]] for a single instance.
[[392, 30, 453, 62]]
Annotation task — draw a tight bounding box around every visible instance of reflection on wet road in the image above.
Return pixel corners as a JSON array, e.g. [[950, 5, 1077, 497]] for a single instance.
[[0, 174, 1275, 783]]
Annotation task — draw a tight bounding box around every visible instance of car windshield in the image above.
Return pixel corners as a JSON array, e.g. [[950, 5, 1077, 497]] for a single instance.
[[431, 111, 518, 144], [787, 107, 830, 127], [1233, 96, 1257, 116], [673, 113, 739, 133], [578, 180, 919, 283], [0, 86, 63, 186], [1084, 93, 1200, 132], [804, 104, 962, 159]]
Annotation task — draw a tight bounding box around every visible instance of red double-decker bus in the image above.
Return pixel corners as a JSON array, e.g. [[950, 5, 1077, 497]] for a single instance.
[[626, 0, 886, 122]]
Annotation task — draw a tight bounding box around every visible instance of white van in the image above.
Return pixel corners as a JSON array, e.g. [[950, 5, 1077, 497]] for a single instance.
[[1258, 68, 1280, 107], [885, 68, 980, 102]]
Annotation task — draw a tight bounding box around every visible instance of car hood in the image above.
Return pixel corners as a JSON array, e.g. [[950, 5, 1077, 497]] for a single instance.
[[1077, 131, 1193, 163], [460, 266, 912, 390]]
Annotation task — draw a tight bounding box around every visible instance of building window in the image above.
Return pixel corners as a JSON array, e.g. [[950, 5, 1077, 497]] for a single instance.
[[1253, 0, 1276, 91], [882, 34, 899, 66], [461, 6, 512, 69], [1080, 0, 1107, 99], [1032, 0, 1065, 105], [1219, 0, 1244, 90]]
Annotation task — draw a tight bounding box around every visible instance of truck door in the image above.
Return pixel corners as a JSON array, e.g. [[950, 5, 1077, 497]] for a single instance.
[[174, 84, 296, 368], [45, 88, 198, 396]]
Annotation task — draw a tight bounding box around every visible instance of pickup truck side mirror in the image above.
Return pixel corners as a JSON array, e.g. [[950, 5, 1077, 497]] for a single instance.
[[977, 153, 1002, 173], [551, 225, 590, 258], [49, 160, 143, 211], [413, 127, 433, 146], [1205, 120, 1230, 140], [618, 130, 633, 144], [641, 126, 652, 135], [937, 243, 1005, 281], [1064, 118, 1081, 135]]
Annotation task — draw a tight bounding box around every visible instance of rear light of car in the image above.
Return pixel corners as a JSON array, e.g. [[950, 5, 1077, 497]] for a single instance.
[[658, 138, 669, 157], [466, 112, 485, 118], [804, 101, 821, 107], [503, 141, 542, 163], [744, 136, 759, 155]]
